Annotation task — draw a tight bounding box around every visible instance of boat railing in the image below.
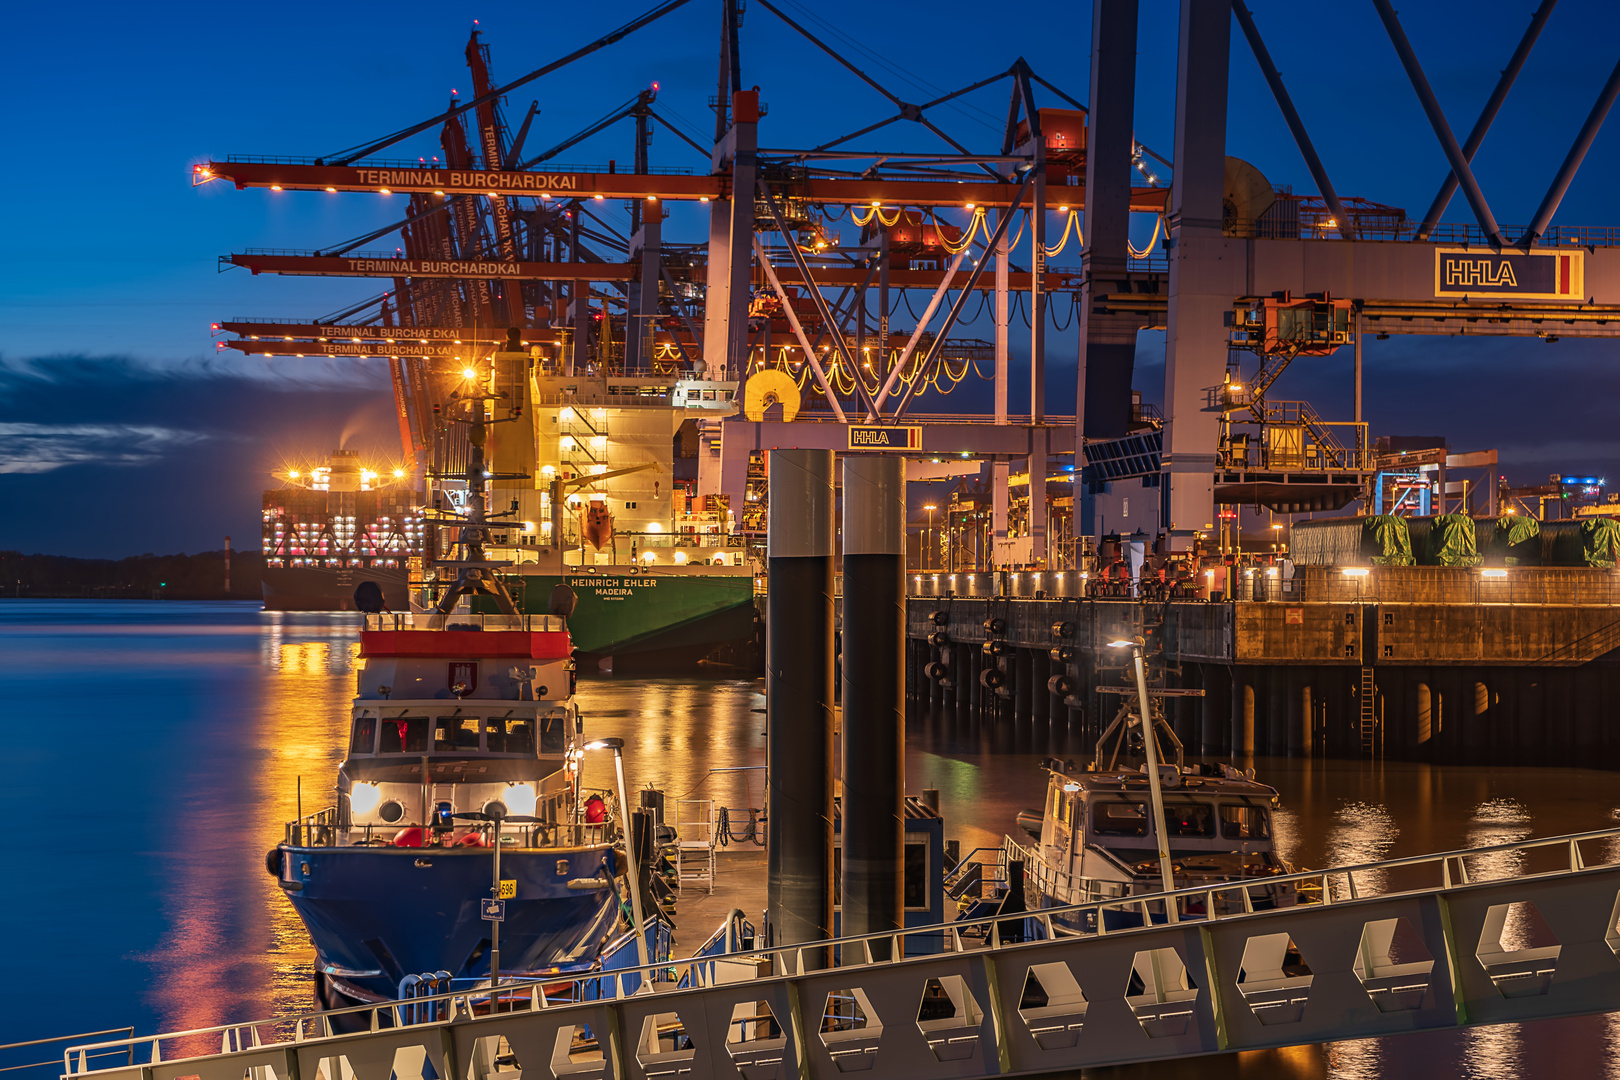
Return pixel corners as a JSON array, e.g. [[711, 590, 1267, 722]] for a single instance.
[[364, 612, 565, 632], [284, 808, 612, 850]]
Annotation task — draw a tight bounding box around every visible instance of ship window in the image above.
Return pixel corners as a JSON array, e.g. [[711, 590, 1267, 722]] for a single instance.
[[1164, 802, 1215, 838], [1092, 800, 1150, 837], [350, 716, 377, 755], [540, 714, 565, 755], [487, 718, 536, 755], [435, 717, 481, 752], [379, 716, 428, 754], [1220, 805, 1271, 840]]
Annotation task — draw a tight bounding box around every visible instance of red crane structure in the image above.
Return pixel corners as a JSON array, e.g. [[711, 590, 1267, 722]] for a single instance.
[[206, 0, 1620, 565]]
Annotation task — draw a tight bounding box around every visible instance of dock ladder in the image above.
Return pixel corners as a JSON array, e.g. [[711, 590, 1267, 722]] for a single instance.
[[1359, 667, 1378, 757], [674, 798, 716, 892]]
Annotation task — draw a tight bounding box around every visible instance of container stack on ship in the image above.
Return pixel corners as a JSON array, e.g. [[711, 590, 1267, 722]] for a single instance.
[[261, 450, 425, 612]]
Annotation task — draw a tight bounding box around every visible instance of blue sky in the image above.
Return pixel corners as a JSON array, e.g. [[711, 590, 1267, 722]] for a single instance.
[[3, 0, 1620, 555]]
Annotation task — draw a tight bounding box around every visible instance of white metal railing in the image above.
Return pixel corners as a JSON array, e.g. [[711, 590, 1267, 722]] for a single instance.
[[363, 612, 564, 632], [64, 824, 1620, 1076]]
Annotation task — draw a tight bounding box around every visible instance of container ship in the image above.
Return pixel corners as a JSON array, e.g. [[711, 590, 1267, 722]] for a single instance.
[[261, 450, 424, 612], [427, 339, 759, 672], [260, 360, 760, 670]]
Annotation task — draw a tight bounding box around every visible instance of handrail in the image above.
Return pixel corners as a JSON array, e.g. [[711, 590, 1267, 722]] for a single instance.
[[66, 824, 1620, 1072], [0, 1028, 131, 1078]]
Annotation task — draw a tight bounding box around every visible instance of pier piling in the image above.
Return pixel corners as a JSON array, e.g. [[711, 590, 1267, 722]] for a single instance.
[[765, 449, 835, 963], [839, 454, 906, 957]]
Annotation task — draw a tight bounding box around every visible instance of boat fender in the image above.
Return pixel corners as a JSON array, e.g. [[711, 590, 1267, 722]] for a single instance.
[[983, 617, 1007, 634], [456, 832, 488, 847], [929, 630, 950, 646], [392, 827, 428, 848], [1051, 620, 1075, 639], [980, 667, 1006, 689], [1048, 674, 1076, 697], [1050, 646, 1075, 663], [930, 610, 950, 626], [265, 848, 283, 878]]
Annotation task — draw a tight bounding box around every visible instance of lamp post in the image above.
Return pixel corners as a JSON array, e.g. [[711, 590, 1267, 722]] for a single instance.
[[488, 799, 506, 991], [1106, 638, 1177, 914], [923, 504, 938, 570], [586, 737, 653, 977]]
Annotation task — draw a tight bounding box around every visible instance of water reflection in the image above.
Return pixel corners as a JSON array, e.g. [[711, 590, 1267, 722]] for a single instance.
[[5, 603, 1620, 1078]]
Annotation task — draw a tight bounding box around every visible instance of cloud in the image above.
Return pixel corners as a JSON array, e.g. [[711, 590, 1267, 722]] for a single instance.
[[0, 422, 206, 473], [0, 352, 396, 557]]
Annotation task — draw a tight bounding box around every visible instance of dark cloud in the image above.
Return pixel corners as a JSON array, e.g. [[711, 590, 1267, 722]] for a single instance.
[[0, 356, 395, 558]]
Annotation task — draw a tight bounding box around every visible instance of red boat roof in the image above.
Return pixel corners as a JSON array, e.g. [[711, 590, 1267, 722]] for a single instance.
[[358, 613, 572, 660]]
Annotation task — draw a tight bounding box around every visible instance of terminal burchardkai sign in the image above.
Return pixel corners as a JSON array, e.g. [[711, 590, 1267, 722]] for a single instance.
[[1434, 247, 1584, 300]]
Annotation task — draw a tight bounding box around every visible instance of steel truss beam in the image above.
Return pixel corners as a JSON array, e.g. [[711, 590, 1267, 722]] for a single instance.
[[893, 171, 1031, 420], [1416, 0, 1555, 239], [1523, 55, 1620, 246], [1231, 1, 1353, 239], [1372, 0, 1506, 248]]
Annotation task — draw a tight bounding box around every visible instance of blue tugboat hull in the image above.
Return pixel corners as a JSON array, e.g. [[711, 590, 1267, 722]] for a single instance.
[[279, 844, 622, 1001]]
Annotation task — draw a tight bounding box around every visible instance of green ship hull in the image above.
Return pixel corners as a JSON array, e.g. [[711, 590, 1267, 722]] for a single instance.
[[498, 567, 760, 671]]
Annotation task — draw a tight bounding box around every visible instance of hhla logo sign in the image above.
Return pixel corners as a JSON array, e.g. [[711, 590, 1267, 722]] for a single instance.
[[1444, 257, 1518, 288], [1434, 248, 1583, 300]]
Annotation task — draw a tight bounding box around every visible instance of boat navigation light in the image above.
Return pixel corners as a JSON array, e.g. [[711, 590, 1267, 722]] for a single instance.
[[350, 782, 383, 814], [393, 468, 405, 478], [505, 783, 538, 817]]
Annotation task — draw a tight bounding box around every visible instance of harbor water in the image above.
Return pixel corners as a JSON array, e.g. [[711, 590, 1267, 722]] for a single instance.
[[3, 600, 1620, 1077]]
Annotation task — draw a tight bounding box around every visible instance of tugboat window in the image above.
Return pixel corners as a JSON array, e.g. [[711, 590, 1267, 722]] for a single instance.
[[1165, 802, 1215, 838], [379, 716, 428, 754], [1220, 805, 1271, 840], [486, 718, 537, 754], [540, 714, 565, 755], [350, 715, 377, 755], [435, 717, 481, 752], [1093, 800, 1150, 837]]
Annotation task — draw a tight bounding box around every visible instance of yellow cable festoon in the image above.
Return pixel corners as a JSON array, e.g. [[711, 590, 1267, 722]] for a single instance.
[[852, 204, 906, 228], [1128, 215, 1165, 259]]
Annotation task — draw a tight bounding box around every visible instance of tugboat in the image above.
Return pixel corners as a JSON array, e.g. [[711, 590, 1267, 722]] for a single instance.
[[267, 359, 659, 1009], [1014, 688, 1298, 927]]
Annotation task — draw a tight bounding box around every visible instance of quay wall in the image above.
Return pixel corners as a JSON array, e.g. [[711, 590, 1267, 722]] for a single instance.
[[900, 566, 1620, 767]]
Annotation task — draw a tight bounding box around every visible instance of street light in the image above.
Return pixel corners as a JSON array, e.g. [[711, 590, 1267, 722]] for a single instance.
[[583, 737, 652, 976], [923, 504, 938, 570], [1105, 638, 1177, 912]]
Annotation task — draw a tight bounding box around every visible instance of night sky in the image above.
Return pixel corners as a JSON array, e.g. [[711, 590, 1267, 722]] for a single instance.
[[4, 0, 1619, 557]]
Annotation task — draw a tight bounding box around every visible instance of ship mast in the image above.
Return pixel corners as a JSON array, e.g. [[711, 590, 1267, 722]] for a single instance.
[[435, 361, 520, 615]]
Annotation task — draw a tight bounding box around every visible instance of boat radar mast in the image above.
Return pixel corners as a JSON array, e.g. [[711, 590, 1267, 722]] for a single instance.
[[434, 351, 523, 616]]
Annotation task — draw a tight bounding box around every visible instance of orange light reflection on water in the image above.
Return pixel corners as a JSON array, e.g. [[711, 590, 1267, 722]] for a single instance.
[[140, 621, 354, 1054]]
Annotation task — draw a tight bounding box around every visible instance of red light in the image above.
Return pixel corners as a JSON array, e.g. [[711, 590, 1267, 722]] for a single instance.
[[210, 323, 220, 330]]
